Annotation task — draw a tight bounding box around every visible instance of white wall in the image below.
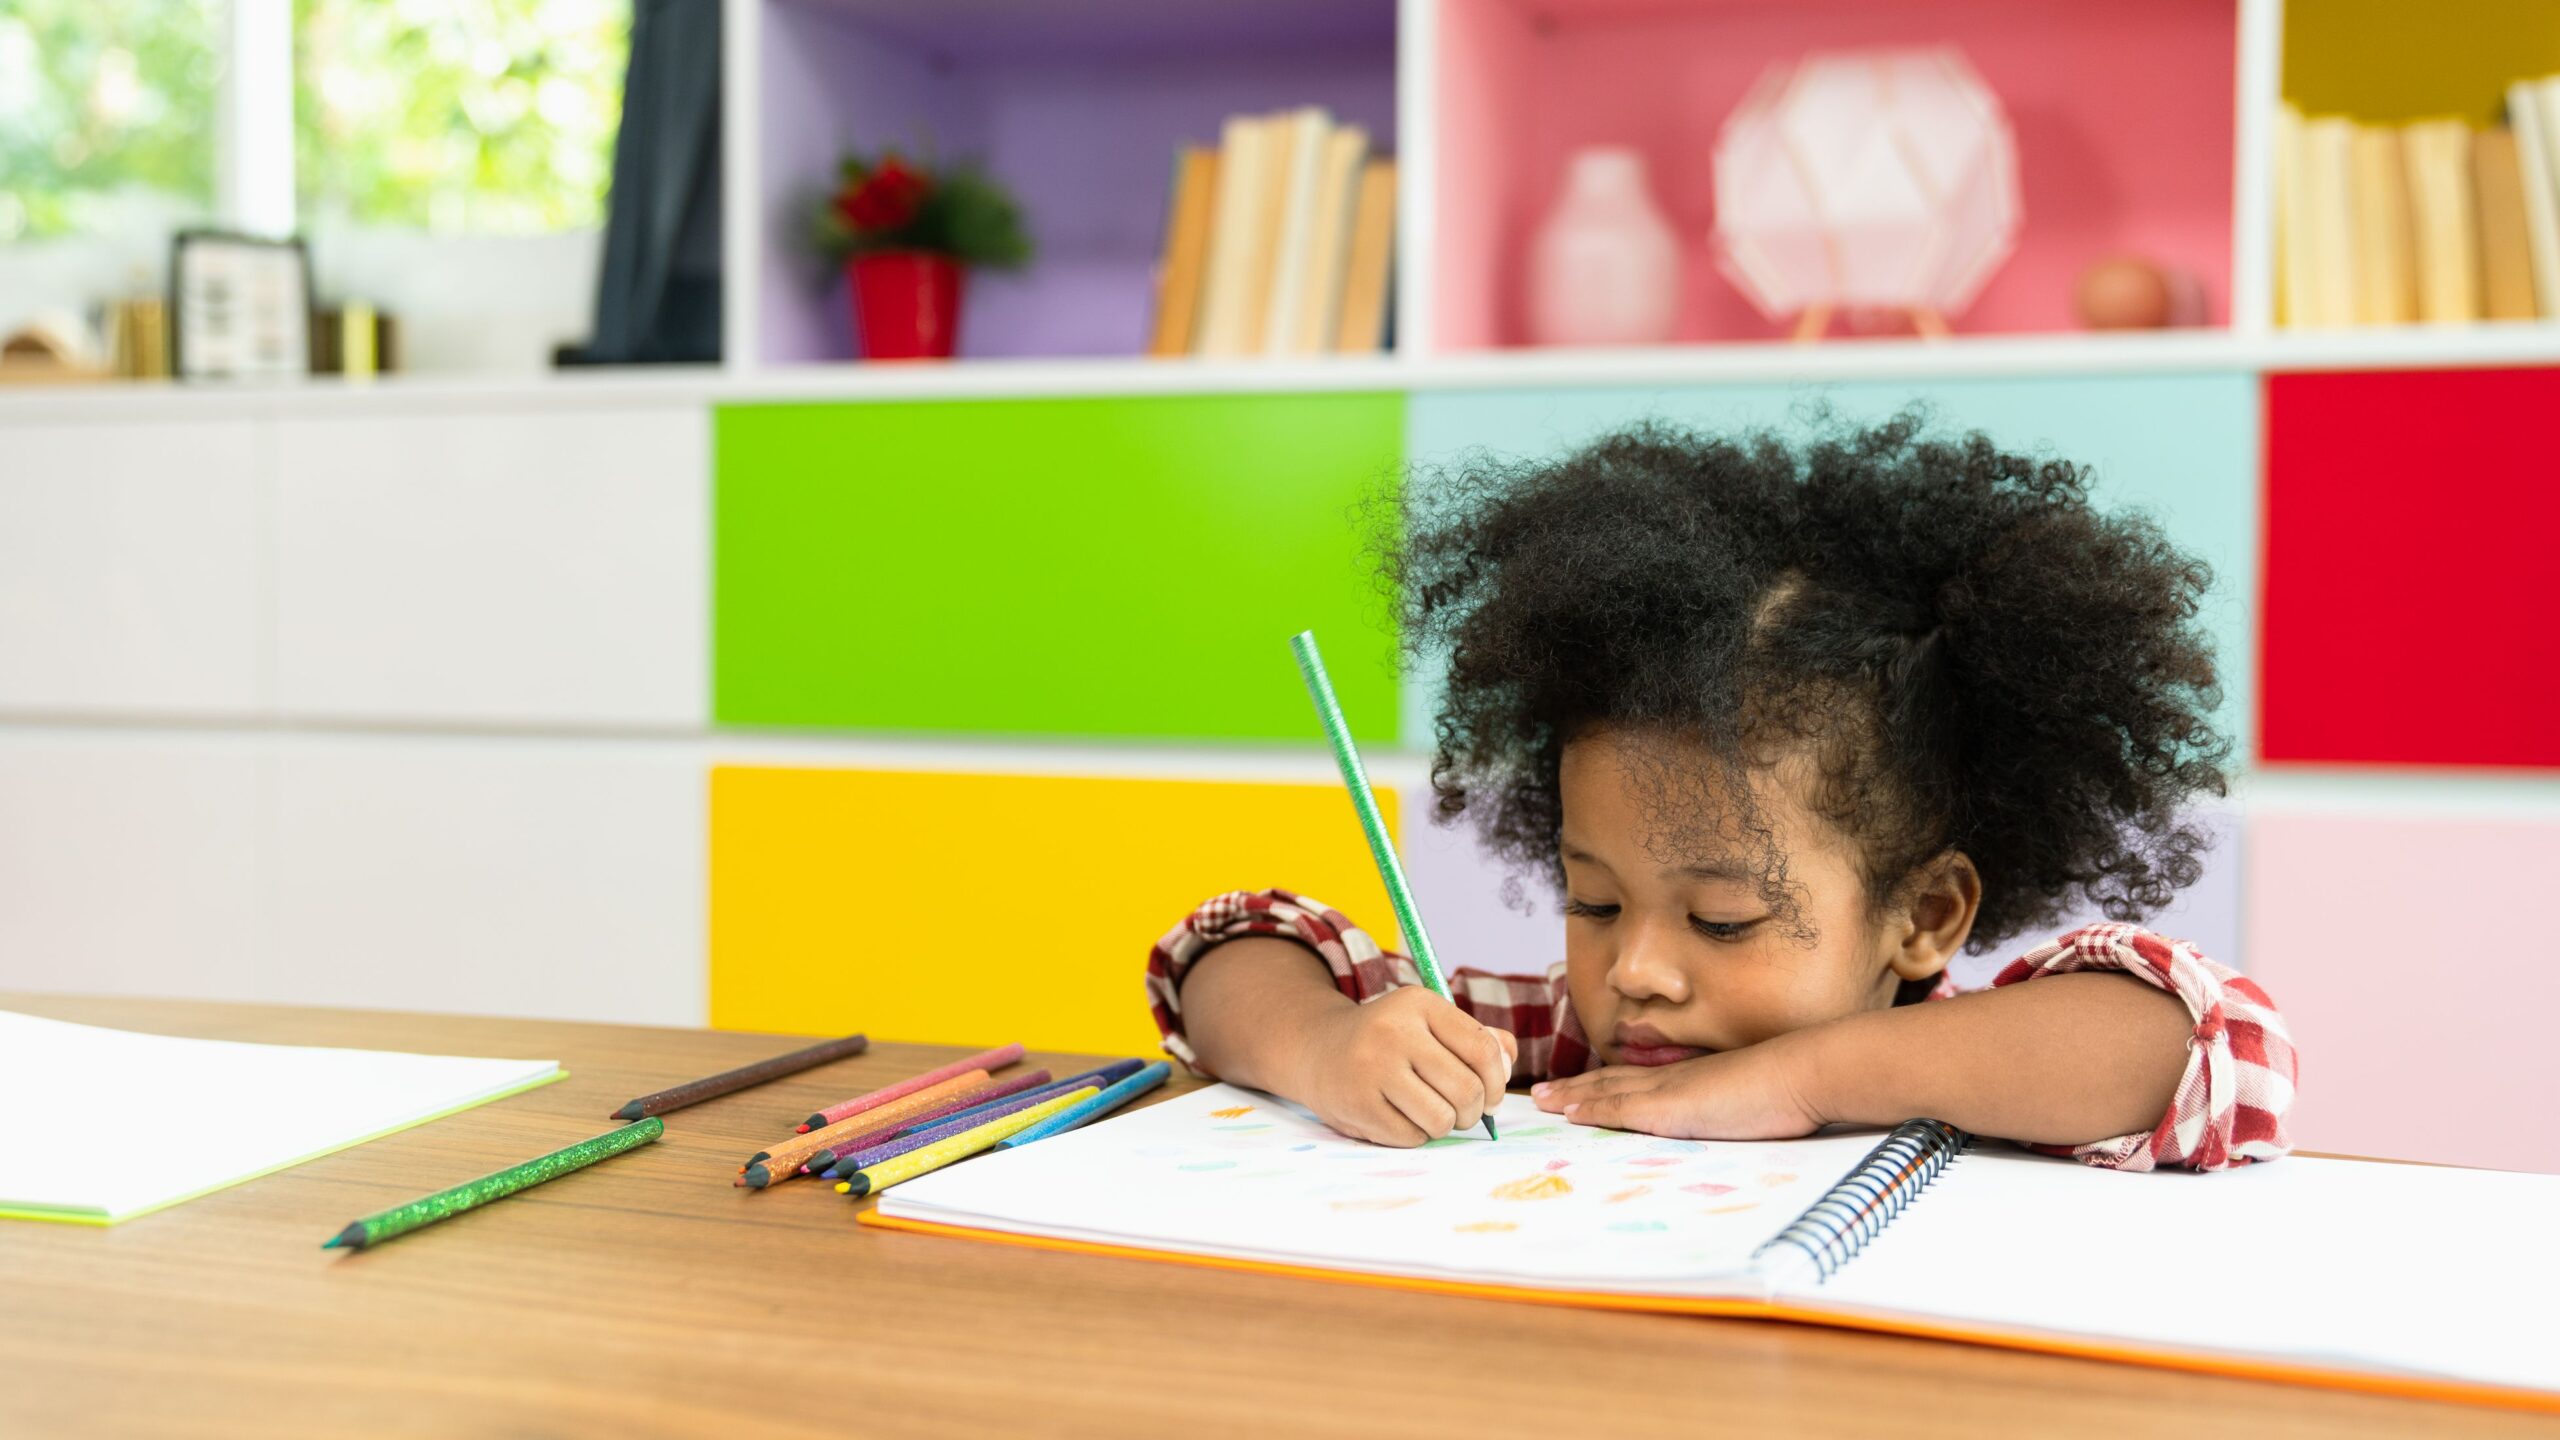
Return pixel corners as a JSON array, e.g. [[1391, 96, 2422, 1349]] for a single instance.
[[0, 398, 708, 1024]]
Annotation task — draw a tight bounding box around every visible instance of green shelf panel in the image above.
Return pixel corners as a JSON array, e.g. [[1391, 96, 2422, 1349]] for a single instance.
[[716, 392, 1404, 743]]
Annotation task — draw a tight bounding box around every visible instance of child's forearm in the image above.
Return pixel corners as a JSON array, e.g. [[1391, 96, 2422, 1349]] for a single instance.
[[1806, 973, 2194, 1146], [1177, 938, 1354, 1098]]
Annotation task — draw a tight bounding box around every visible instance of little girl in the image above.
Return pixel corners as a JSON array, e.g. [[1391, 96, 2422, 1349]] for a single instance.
[[1147, 415, 2295, 1172]]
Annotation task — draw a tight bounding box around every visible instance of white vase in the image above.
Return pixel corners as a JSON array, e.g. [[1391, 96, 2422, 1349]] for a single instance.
[[1526, 148, 1681, 346]]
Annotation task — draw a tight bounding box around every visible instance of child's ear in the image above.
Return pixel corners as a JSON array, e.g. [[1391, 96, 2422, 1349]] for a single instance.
[[1886, 851, 1982, 983]]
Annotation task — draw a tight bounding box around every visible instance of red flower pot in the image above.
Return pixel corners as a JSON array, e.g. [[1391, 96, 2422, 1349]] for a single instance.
[[847, 251, 964, 361]]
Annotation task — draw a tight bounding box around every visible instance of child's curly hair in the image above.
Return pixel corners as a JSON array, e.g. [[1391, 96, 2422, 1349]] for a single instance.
[[1388, 411, 2230, 951]]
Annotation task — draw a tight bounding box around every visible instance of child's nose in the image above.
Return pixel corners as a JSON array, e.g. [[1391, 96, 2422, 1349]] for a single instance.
[[1607, 918, 1693, 1005]]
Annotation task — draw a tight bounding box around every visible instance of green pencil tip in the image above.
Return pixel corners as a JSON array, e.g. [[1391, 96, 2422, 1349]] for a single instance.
[[320, 1235, 340, 1249], [1483, 1116, 1501, 1142]]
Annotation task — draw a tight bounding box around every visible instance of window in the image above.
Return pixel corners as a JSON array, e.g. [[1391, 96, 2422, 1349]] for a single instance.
[[295, 0, 629, 233], [0, 0, 219, 242]]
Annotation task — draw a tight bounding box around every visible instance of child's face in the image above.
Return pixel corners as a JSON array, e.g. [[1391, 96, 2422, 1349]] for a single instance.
[[1557, 730, 1966, 1067]]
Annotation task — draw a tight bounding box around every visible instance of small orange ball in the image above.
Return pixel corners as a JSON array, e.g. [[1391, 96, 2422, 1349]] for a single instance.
[[2077, 256, 2174, 330]]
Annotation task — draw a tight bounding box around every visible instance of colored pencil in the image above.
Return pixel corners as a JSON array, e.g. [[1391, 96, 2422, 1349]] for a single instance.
[[812, 1064, 1134, 1177], [995, 1061, 1172, 1150], [742, 1070, 995, 1168], [737, 1071, 1008, 1188], [323, 1118, 662, 1251], [753, 1070, 1051, 1187], [1291, 629, 1497, 1141], [880, 1059, 1143, 1137], [800, 1067, 1077, 1174], [610, 1033, 868, 1121], [800, 1043, 1025, 1132], [828, 1081, 1101, 1178], [834, 1088, 1099, 1200]]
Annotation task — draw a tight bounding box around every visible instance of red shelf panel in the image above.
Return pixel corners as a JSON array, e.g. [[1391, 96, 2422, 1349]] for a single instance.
[[2262, 368, 2560, 768]]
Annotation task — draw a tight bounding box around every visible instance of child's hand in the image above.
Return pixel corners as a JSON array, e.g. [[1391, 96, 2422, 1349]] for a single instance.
[[1527, 1032, 1826, 1140], [1303, 987, 1517, 1147]]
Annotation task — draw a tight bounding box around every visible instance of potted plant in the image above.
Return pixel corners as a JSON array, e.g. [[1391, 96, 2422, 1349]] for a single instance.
[[817, 150, 1032, 361]]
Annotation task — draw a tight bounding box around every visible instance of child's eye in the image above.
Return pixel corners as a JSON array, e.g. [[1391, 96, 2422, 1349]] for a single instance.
[[1690, 917, 1759, 942], [1562, 897, 1619, 921]]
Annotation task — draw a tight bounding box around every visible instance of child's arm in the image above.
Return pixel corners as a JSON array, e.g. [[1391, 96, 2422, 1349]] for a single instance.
[[1148, 890, 1540, 1146], [1537, 925, 2296, 1172]]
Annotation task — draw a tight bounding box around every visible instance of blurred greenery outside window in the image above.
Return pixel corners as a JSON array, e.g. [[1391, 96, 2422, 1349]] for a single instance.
[[0, 1, 219, 242], [296, 0, 627, 233], [0, 0, 629, 244]]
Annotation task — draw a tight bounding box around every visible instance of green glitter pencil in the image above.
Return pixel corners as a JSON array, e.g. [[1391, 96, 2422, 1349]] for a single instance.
[[321, 1117, 663, 1251], [1290, 630, 1497, 1142]]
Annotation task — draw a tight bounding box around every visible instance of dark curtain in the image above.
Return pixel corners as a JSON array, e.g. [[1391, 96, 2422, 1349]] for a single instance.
[[565, 0, 721, 365]]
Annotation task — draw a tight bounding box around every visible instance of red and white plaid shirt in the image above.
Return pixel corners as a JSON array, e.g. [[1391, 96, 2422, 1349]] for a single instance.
[[1148, 888, 2296, 1173]]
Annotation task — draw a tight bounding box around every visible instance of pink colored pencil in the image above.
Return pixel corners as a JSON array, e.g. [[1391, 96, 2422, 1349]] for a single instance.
[[797, 1043, 1025, 1132], [798, 1069, 1057, 1172], [836, 1084, 1099, 1175]]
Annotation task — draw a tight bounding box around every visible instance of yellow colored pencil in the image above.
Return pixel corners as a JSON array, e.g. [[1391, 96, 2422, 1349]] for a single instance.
[[834, 1086, 1099, 1200]]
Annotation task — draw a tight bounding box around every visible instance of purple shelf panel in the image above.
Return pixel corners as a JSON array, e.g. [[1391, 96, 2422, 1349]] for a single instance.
[[761, 0, 1397, 363]]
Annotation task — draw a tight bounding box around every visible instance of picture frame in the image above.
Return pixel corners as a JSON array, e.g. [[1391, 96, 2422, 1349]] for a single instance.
[[169, 230, 312, 381]]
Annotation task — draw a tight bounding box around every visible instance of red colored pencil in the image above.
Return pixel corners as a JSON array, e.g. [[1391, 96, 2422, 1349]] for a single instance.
[[797, 1043, 1025, 1132]]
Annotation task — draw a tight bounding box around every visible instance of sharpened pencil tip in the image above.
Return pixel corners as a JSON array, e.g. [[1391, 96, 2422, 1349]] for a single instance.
[[744, 1164, 772, 1188], [324, 1222, 366, 1250], [321, 1235, 340, 1249], [611, 1101, 645, 1121], [1484, 1116, 1501, 1142], [795, 1123, 812, 1134]]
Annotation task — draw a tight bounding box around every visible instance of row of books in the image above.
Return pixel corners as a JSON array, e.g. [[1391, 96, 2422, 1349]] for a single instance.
[[2275, 80, 2560, 328], [1147, 107, 1397, 359]]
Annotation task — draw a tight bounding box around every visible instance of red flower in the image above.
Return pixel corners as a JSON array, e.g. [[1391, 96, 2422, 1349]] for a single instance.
[[836, 157, 931, 234]]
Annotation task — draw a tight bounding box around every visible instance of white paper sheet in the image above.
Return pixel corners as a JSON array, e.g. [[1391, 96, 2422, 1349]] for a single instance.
[[0, 1010, 561, 1223], [1822, 1146, 2560, 1395], [880, 1083, 1887, 1289]]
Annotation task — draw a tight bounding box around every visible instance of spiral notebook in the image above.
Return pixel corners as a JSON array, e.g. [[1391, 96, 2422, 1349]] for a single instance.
[[865, 1084, 2560, 1415]]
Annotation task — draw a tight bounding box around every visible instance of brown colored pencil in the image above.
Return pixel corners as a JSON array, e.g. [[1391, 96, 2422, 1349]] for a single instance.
[[610, 1032, 868, 1121]]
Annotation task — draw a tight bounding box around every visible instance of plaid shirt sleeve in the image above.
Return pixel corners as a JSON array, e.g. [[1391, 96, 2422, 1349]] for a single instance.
[[1146, 888, 1593, 1083], [1974, 922, 2298, 1173]]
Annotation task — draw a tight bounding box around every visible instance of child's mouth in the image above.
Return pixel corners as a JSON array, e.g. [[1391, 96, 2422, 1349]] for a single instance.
[[1612, 1024, 1709, 1067]]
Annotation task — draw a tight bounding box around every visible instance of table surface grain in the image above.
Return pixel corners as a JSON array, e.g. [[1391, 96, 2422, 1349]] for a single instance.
[[1, 993, 2547, 1439]]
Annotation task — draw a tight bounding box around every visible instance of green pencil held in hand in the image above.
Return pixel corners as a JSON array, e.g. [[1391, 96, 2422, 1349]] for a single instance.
[[1290, 630, 1498, 1143], [321, 1117, 664, 1250]]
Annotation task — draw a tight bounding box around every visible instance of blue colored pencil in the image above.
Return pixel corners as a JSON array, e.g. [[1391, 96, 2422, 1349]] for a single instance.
[[994, 1061, 1171, 1149], [816, 1060, 1147, 1177]]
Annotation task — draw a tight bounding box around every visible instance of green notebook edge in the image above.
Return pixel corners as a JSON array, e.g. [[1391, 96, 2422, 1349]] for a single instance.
[[0, 1067, 570, 1226]]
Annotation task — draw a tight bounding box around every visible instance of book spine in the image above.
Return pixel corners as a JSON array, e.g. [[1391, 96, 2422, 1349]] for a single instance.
[[1752, 1119, 1968, 1286]]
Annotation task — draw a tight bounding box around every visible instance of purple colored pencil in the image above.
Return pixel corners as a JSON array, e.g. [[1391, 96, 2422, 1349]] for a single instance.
[[815, 1061, 1143, 1177], [834, 1084, 1099, 1176], [797, 1069, 1056, 1173]]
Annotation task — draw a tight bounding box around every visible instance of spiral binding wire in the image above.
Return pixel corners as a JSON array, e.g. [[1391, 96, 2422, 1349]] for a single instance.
[[1751, 1119, 1970, 1284]]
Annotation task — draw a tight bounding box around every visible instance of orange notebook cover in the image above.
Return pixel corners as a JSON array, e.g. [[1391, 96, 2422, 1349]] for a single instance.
[[865, 1085, 2560, 1416]]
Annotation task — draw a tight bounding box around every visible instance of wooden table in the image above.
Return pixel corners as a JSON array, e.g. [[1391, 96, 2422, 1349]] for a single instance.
[[2, 995, 2546, 1439]]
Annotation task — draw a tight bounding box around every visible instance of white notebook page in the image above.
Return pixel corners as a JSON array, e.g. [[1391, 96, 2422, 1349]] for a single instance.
[[880, 1083, 1885, 1289], [1813, 1146, 2560, 1395], [0, 1010, 561, 1223]]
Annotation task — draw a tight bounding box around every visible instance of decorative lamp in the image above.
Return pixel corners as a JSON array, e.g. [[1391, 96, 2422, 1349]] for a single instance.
[[1711, 46, 2020, 340]]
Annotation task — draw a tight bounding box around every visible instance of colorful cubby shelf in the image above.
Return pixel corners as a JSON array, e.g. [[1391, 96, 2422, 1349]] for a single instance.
[[5, 0, 2560, 1175]]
